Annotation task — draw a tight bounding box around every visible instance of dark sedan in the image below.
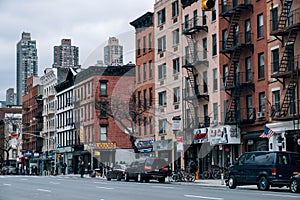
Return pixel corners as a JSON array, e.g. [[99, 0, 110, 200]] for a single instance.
[[106, 164, 128, 181], [290, 173, 300, 193]]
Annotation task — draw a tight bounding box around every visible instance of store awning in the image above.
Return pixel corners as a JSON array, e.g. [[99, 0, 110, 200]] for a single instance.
[[242, 131, 263, 140]]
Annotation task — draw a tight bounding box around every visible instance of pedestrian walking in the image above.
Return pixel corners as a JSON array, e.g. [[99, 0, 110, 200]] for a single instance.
[[80, 161, 85, 178], [87, 162, 91, 175], [62, 163, 67, 175]]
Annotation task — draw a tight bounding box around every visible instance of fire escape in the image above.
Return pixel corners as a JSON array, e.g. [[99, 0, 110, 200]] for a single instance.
[[182, 11, 209, 130], [220, 0, 255, 125], [270, 0, 300, 120]]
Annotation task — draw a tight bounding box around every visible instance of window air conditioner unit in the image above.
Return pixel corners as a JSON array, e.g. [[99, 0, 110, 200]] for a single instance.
[[256, 112, 266, 119]]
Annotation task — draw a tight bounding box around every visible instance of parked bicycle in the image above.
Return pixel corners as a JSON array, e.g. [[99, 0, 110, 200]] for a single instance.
[[170, 169, 195, 182]]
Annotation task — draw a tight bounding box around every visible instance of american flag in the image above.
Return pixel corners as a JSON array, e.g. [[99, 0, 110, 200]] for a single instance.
[[259, 126, 275, 139]]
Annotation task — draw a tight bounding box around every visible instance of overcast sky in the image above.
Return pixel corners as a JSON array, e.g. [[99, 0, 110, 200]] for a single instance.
[[0, 0, 154, 100]]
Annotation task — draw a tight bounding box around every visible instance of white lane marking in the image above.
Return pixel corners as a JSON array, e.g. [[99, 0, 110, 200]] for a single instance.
[[3, 183, 11, 186], [49, 181, 60, 185], [94, 182, 108, 184], [151, 185, 175, 189], [184, 194, 224, 200], [96, 186, 114, 190], [263, 193, 300, 198], [37, 189, 52, 193], [21, 178, 28, 181]]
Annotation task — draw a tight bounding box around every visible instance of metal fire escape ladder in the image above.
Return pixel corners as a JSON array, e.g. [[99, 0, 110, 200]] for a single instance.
[[278, 72, 297, 117], [225, 10, 241, 50], [278, 31, 297, 74], [278, 0, 293, 30]]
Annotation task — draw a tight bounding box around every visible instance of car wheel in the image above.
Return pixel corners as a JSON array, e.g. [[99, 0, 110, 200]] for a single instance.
[[158, 177, 165, 183], [137, 173, 143, 183], [228, 175, 237, 189], [290, 179, 299, 193], [116, 174, 121, 181], [258, 176, 270, 191], [107, 177, 111, 181], [145, 178, 150, 183], [124, 173, 129, 182]]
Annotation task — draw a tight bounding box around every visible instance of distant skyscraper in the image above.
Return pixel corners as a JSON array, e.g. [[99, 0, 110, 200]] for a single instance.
[[53, 39, 80, 83], [16, 32, 38, 105], [104, 37, 123, 66], [6, 88, 16, 106]]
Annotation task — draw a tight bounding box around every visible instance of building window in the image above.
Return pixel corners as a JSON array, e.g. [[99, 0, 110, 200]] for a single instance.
[[143, 36, 146, 53], [143, 89, 147, 108], [202, 11, 206, 25], [213, 103, 218, 121], [158, 36, 166, 53], [137, 65, 141, 83], [271, 7, 278, 31], [159, 91, 167, 106], [184, 14, 189, 29], [272, 48, 279, 73], [138, 118, 141, 136], [149, 61, 153, 79], [246, 95, 253, 119], [213, 68, 218, 90], [148, 33, 152, 50], [99, 102, 108, 118], [245, 19, 251, 43], [100, 125, 107, 141], [245, 57, 252, 82], [137, 39, 141, 56], [202, 37, 207, 59], [138, 91, 141, 108], [173, 57, 180, 74], [143, 63, 147, 81], [259, 92, 265, 112], [149, 117, 153, 134], [212, 34, 217, 56], [158, 8, 166, 26], [100, 81, 107, 96], [172, 0, 179, 18], [158, 63, 166, 79], [159, 119, 167, 135], [212, 6, 216, 21], [144, 117, 147, 135], [193, 10, 198, 27], [203, 71, 208, 93], [173, 87, 180, 104], [258, 52, 264, 79], [172, 29, 180, 46], [272, 90, 280, 112], [149, 87, 153, 106], [257, 14, 264, 38]]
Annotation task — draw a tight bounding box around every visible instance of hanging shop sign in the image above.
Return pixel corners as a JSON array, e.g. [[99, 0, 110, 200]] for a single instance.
[[193, 128, 208, 143], [135, 138, 154, 153], [176, 137, 183, 152], [96, 142, 116, 150]]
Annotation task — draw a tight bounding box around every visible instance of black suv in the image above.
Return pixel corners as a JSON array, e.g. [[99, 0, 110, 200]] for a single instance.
[[124, 157, 170, 183], [226, 151, 300, 191]]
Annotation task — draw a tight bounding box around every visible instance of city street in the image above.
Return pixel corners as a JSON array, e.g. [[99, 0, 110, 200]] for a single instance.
[[1, 176, 299, 200]]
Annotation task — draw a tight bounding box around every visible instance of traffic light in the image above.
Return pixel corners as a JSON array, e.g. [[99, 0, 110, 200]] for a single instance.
[[202, 0, 215, 11]]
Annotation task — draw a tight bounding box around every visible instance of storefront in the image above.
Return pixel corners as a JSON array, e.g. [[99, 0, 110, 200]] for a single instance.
[[208, 125, 241, 169], [267, 121, 300, 153], [153, 139, 173, 165]]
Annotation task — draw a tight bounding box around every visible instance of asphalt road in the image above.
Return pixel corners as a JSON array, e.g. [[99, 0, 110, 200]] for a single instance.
[[1, 176, 299, 200]]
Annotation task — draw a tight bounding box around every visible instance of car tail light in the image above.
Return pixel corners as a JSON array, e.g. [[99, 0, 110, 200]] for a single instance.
[[161, 167, 169, 171], [144, 166, 152, 171], [272, 168, 277, 175]]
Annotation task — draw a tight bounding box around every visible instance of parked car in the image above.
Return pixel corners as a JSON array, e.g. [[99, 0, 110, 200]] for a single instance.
[[124, 157, 170, 183], [290, 173, 300, 193], [106, 164, 128, 181], [226, 151, 300, 191], [1, 166, 18, 175]]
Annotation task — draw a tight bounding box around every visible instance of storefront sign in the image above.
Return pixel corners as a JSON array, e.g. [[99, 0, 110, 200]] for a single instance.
[[208, 125, 240, 145], [172, 116, 181, 131], [135, 138, 154, 153], [96, 142, 116, 149], [193, 128, 208, 144]]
